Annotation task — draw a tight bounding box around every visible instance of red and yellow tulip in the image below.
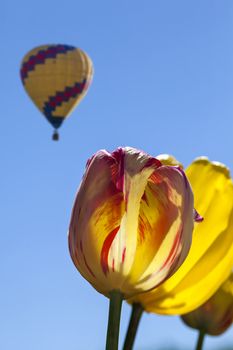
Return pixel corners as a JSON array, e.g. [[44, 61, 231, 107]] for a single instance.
[[68, 147, 197, 298], [181, 271, 233, 335]]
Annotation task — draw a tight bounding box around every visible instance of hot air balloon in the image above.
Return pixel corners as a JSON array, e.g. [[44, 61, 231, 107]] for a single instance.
[[20, 44, 93, 140]]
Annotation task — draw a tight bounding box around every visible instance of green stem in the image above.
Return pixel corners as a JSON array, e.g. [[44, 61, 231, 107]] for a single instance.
[[123, 303, 144, 350], [105, 290, 123, 350], [195, 330, 205, 350]]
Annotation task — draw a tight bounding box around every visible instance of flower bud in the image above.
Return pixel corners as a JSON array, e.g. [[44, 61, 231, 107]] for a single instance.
[[181, 272, 233, 335]]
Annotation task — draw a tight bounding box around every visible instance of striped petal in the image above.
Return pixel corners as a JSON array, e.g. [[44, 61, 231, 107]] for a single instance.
[[69, 149, 126, 293], [122, 165, 194, 294], [130, 157, 233, 314]]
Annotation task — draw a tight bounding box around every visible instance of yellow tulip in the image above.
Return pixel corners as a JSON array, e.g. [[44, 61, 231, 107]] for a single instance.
[[68, 147, 197, 298], [129, 156, 233, 314], [181, 271, 233, 335]]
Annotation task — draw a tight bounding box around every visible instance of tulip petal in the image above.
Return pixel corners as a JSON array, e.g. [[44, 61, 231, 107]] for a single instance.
[[130, 158, 233, 314], [69, 150, 126, 292], [106, 148, 163, 292], [122, 165, 194, 293]]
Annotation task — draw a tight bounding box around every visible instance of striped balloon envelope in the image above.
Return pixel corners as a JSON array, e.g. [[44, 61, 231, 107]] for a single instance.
[[20, 44, 93, 140]]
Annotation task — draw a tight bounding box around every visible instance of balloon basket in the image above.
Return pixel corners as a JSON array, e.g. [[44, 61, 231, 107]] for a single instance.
[[52, 130, 59, 141]]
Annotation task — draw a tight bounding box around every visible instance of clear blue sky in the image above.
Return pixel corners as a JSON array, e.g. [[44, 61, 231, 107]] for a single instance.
[[1, 1, 233, 349]]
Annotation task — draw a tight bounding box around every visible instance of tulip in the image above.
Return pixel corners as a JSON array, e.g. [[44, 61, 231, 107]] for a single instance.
[[124, 156, 233, 350], [68, 147, 196, 350], [181, 271, 233, 336], [68, 147, 196, 297]]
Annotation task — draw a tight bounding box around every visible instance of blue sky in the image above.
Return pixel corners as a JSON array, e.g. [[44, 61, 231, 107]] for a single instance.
[[1, 1, 233, 349]]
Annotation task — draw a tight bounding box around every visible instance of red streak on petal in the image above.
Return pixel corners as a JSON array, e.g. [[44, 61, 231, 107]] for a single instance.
[[80, 240, 83, 253], [83, 253, 96, 278], [176, 166, 189, 188], [159, 226, 182, 271], [79, 240, 95, 278], [112, 259, 115, 272], [112, 148, 125, 191], [143, 158, 161, 170], [138, 220, 145, 242], [100, 226, 120, 275], [142, 192, 149, 206], [117, 156, 124, 191], [149, 171, 163, 184], [122, 247, 126, 263]]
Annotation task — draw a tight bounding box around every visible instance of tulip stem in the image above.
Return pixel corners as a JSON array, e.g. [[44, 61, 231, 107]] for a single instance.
[[106, 290, 123, 350], [123, 303, 144, 350], [195, 330, 205, 350]]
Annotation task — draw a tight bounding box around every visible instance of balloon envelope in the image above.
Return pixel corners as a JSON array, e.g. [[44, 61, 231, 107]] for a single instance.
[[20, 44, 93, 135]]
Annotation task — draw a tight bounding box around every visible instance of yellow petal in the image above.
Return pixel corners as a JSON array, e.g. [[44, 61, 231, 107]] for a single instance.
[[130, 157, 233, 314]]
